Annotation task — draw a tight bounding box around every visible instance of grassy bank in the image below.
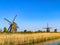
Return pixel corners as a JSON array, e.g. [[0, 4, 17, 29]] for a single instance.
[[0, 33, 60, 45]]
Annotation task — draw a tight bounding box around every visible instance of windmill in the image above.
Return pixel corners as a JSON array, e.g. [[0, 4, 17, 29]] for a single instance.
[[54, 28, 57, 32], [54, 27, 58, 32], [43, 23, 51, 32], [4, 15, 18, 32]]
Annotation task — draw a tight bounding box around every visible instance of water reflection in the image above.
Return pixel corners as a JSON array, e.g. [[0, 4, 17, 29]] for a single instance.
[[31, 39, 60, 45]]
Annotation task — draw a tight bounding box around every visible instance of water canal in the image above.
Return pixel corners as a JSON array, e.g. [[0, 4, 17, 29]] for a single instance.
[[29, 39, 60, 45]]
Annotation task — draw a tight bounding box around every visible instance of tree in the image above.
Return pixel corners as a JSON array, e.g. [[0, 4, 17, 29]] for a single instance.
[[3, 27, 7, 32], [24, 29, 27, 32], [36, 30, 42, 32], [28, 30, 32, 33]]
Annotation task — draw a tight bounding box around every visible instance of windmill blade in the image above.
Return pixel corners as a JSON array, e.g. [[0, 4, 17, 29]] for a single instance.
[[4, 18, 11, 24], [8, 27, 10, 31], [49, 27, 52, 29], [43, 28, 47, 29], [8, 25, 12, 32], [12, 15, 17, 22], [43, 27, 52, 29]]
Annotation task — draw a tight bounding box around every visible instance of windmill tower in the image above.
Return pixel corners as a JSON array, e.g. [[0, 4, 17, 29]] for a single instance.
[[4, 15, 18, 32], [43, 23, 51, 32]]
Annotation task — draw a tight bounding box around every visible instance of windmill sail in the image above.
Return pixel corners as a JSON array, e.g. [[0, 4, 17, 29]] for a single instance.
[[4, 15, 18, 32], [12, 15, 17, 22], [4, 18, 11, 24]]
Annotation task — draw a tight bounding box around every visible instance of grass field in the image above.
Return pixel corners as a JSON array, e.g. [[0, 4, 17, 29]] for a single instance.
[[0, 33, 60, 45]]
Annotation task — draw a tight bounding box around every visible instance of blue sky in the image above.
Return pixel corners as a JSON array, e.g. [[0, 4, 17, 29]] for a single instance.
[[0, 0, 60, 31]]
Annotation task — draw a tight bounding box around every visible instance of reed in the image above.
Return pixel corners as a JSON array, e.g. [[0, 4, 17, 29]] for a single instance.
[[0, 33, 60, 45], [29, 36, 60, 45]]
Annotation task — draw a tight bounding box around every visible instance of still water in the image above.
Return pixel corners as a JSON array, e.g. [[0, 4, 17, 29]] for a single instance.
[[32, 39, 60, 45]]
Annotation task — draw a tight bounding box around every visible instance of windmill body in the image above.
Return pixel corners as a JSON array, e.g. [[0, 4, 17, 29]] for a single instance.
[[46, 27, 50, 32], [54, 28, 57, 32], [10, 22, 17, 32], [4, 15, 18, 32]]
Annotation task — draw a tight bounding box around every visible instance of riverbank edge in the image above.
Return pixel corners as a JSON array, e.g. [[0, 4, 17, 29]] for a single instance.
[[21, 36, 60, 45]]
